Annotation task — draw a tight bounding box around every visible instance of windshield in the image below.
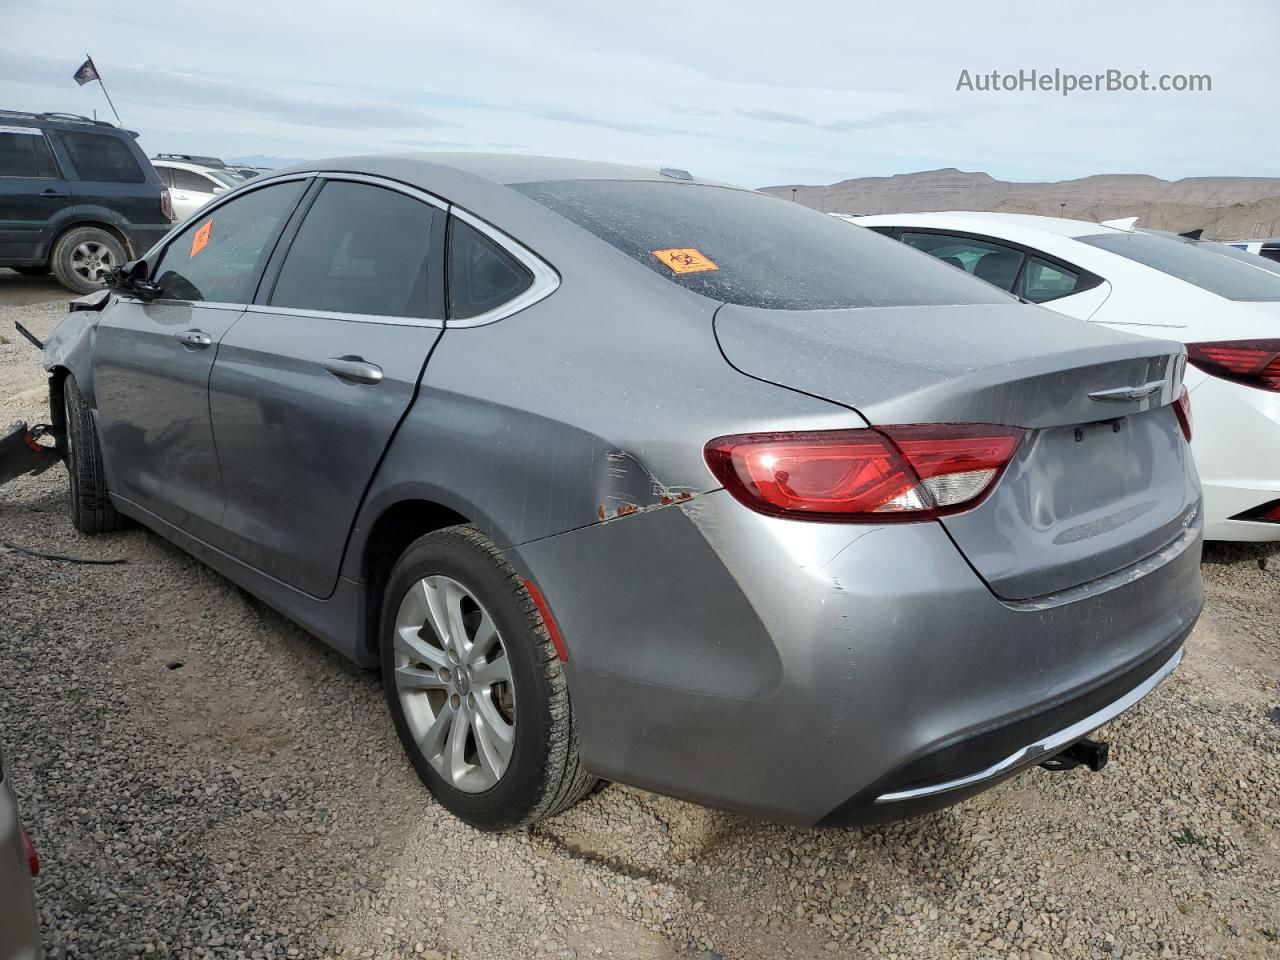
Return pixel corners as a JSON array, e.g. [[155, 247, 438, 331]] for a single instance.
[[209, 169, 244, 187], [1078, 230, 1280, 301], [511, 180, 1011, 310]]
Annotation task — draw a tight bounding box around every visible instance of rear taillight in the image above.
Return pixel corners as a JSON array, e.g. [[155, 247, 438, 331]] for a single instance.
[[160, 188, 174, 221], [1231, 500, 1280, 523], [704, 424, 1025, 522], [1174, 386, 1192, 442], [1186, 339, 1280, 391]]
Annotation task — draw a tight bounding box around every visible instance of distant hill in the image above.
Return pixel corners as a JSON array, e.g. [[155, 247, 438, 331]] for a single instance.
[[761, 169, 1280, 240]]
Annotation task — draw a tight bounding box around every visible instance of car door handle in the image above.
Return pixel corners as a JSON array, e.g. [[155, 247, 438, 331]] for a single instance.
[[323, 356, 383, 385], [176, 329, 212, 349], [40, 188, 68, 198]]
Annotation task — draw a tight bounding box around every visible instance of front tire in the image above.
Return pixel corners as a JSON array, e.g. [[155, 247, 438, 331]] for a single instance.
[[380, 526, 595, 830], [50, 227, 126, 295], [62, 374, 127, 533]]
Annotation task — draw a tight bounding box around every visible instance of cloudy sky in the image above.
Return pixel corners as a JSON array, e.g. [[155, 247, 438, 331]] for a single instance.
[[1, 0, 1274, 187]]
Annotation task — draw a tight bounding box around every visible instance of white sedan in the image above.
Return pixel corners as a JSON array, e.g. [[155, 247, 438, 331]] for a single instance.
[[852, 211, 1280, 541]]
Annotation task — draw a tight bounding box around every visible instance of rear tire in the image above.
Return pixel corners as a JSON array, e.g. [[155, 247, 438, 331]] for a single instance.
[[62, 374, 127, 534], [380, 525, 595, 830], [50, 227, 126, 295]]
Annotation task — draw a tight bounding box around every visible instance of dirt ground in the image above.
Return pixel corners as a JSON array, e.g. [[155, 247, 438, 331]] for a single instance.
[[0, 269, 1277, 960]]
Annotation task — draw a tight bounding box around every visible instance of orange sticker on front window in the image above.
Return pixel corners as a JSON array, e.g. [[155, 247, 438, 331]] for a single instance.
[[651, 248, 719, 274], [190, 219, 212, 257]]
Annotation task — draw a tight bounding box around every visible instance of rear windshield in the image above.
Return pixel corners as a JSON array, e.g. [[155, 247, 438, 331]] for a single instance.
[[1194, 241, 1280, 277], [1079, 231, 1280, 301], [511, 180, 1010, 310]]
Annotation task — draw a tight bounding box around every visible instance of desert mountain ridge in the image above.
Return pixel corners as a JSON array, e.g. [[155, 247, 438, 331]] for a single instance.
[[760, 168, 1280, 240]]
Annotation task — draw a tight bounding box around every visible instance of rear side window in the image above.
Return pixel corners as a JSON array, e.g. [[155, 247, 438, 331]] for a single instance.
[[1018, 256, 1083, 303], [270, 181, 440, 318], [56, 131, 145, 183], [152, 181, 305, 303], [512, 181, 1008, 310], [0, 129, 59, 178], [448, 218, 533, 319], [900, 232, 1025, 291], [1079, 231, 1280, 301]]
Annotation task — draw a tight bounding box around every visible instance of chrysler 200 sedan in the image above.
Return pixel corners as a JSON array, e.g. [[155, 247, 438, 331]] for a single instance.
[[39, 155, 1203, 830]]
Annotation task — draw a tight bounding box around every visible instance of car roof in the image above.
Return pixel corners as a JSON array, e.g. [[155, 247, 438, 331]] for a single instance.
[[152, 159, 222, 173], [0, 109, 138, 137], [272, 152, 730, 189], [852, 210, 1121, 240]]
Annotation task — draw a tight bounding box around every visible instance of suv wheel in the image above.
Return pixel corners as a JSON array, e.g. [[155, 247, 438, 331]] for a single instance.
[[380, 526, 596, 830], [62, 374, 127, 533], [51, 227, 126, 295]]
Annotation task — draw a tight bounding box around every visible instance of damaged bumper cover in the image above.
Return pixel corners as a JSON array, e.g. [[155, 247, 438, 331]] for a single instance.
[[0, 422, 60, 487], [511, 489, 1203, 826]]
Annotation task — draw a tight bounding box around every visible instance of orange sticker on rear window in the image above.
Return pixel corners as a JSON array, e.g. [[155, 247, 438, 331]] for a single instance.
[[190, 219, 213, 257], [652, 248, 719, 274]]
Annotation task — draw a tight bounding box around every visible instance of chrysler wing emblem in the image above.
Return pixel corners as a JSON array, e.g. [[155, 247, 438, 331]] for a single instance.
[[1088, 380, 1168, 403]]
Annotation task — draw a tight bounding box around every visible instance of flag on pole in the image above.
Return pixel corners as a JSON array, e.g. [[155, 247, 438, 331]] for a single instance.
[[73, 58, 100, 86], [71, 56, 121, 124]]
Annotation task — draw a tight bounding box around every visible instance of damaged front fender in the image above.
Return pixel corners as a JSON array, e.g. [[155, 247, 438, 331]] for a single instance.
[[41, 294, 104, 405]]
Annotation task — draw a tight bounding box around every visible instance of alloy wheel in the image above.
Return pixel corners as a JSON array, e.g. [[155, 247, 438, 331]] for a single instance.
[[393, 575, 516, 793], [70, 241, 116, 283]]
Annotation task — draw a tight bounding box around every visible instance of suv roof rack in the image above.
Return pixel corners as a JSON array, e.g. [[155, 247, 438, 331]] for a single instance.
[[0, 109, 117, 128], [152, 153, 229, 169]]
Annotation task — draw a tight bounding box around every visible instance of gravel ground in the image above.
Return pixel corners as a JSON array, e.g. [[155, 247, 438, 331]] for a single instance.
[[1, 268, 1277, 960]]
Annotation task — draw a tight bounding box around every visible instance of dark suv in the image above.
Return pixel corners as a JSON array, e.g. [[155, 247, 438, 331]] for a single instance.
[[0, 111, 174, 293]]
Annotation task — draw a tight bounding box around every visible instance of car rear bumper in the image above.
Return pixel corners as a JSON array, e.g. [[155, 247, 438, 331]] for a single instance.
[[512, 489, 1203, 826], [820, 640, 1185, 825]]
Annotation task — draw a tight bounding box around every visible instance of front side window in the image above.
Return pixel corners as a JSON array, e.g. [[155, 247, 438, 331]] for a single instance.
[[152, 181, 305, 303], [171, 168, 219, 193], [56, 131, 145, 183], [269, 181, 439, 318], [1018, 256, 1083, 303], [448, 218, 532, 319], [0, 130, 58, 178], [900, 231, 1026, 292], [512, 180, 1008, 310], [1079, 231, 1280, 301]]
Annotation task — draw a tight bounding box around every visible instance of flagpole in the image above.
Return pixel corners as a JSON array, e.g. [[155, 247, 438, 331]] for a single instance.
[[88, 54, 122, 125]]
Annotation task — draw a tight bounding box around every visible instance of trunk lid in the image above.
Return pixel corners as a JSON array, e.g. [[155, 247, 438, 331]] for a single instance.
[[714, 302, 1198, 600]]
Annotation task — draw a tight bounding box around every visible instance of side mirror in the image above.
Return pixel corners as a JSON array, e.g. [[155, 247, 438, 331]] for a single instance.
[[105, 259, 160, 301], [212, 186, 227, 195]]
